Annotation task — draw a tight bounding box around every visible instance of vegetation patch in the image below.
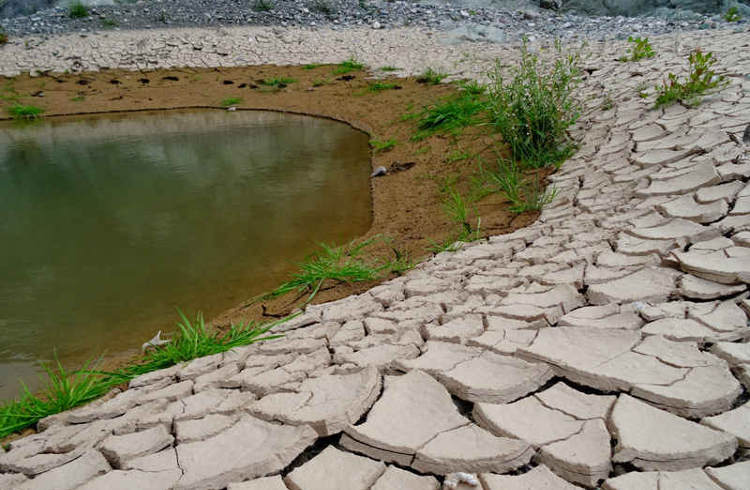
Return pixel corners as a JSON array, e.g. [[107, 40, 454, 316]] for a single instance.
[[265, 237, 411, 303], [412, 92, 486, 140], [379, 66, 399, 72], [333, 58, 365, 75], [261, 77, 297, 87], [253, 0, 274, 12], [220, 97, 242, 106], [654, 48, 727, 108], [68, 0, 89, 19], [416, 68, 447, 85], [6, 104, 44, 120], [724, 6, 742, 22], [370, 138, 397, 152], [0, 312, 281, 439], [302, 63, 322, 70], [480, 159, 556, 213], [619, 36, 655, 62], [487, 41, 581, 169], [0, 28, 8, 45], [367, 82, 401, 93]]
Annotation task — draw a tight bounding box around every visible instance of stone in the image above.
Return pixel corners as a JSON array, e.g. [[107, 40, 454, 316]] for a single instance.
[[436, 351, 554, 403], [371, 466, 439, 490], [657, 195, 728, 223], [479, 465, 578, 489], [175, 414, 237, 443], [474, 396, 583, 447], [175, 416, 317, 490], [539, 419, 612, 487], [672, 249, 750, 285], [342, 371, 466, 465], [0, 473, 28, 490], [334, 344, 420, 369], [99, 426, 174, 468], [711, 341, 750, 365], [78, 468, 183, 490], [227, 476, 289, 490], [249, 367, 381, 436], [412, 424, 533, 475], [284, 446, 385, 490], [602, 468, 723, 490], [701, 402, 750, 448], [609, 395, 737, 471], [637, 161, 720, 196], [629, 218, 717, 242], [695, 181, 744, 203], [705, 460, 750, 490], [679, 274, 746, 300], [587, 267, 679, 305], [420, 315, 484, 343], [17, 450, 110, 490], [535, 382, 616, 420]]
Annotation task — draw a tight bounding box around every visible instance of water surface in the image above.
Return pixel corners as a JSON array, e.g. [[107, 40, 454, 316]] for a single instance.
[[0, 109, 372, 400]]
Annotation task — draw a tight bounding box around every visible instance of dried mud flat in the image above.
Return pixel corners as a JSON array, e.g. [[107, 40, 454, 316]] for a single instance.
[[1, 25, 750, 490]]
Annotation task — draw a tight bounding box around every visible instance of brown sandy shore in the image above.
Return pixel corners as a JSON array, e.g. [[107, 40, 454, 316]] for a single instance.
[[0, 63, 540, 388]]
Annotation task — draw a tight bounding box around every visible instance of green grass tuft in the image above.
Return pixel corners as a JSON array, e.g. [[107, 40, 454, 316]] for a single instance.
[[68, 1, 89, 19], [480, 159, 556, 213], [416, 68, 447, 85], [220, 97, 242, 107], [654, 48, 727, 109], [267, 237, 411, 302], [370, 138, 397, 152], [379, 66, 399, 72], [333, 58, 364, 75], [253, 0, 274, 11], [413, 92, 486, 140], [6, 104, 44, 120], [367, 82, 400, 93], [0, 311, 283, 439], [303, 63, 322, 70], [487, 40, 581, 169], [260, 77, 297, 87]]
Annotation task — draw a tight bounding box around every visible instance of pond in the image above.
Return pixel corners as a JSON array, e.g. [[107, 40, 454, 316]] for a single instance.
[[0, 109, 372, 400]]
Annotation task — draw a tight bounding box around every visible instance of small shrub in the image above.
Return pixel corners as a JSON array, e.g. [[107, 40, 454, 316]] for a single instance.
[[68, 1, 89, 19], [6, 104, 44, 120], [333, 58, 364, 75], [457, 79, 485, 96], [724, 6, 742, 22], [220, 97, 242, 106], [253, 0, 274, 11], [311, 0, 333, 15], [370, 138, 396, 152], [416, 68, 447, 85], [654, 48, 727, 108], [619, 36, 655, 62], [487, 40, 581, 169]]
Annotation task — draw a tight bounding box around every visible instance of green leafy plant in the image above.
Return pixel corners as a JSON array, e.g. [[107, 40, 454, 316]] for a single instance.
[[68, 1, 89, 19], [619, 36, 655, 62], [266, 237, 410, 302], [370, 138, 397, 152], [457, 79, 485, 96], [379, 66, 399, 72], [481, 159, 556, 213], [303, 63, 321, 70], [428, 185, 482, 253], [220, 97, 242, 107], [724, 6, 742, 22], [416, 68, 447, 85], [71, 95, 85, 102], [487, 40, 581, 169], [6, 104, 44, 120], [333, 58, 364, 75], [253, 0, 274, 11], [654, 48, 727, 108]]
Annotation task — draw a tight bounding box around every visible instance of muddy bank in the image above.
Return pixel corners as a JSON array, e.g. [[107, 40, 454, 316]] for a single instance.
[[0, 62, 539, 376]]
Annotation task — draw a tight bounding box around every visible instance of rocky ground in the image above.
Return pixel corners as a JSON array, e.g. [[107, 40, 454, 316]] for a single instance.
[[0, 0, 744, 41], [1, 20, 750, 490]]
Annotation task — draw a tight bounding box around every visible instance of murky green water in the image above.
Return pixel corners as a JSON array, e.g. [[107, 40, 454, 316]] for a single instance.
[[0, 110, 372, 400]]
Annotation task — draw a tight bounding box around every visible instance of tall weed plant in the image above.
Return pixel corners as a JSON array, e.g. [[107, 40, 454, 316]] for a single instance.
[[487, 40, 581, 169]]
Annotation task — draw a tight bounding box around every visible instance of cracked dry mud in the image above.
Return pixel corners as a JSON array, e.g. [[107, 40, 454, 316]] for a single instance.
[[1, 24, 750, 490]]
